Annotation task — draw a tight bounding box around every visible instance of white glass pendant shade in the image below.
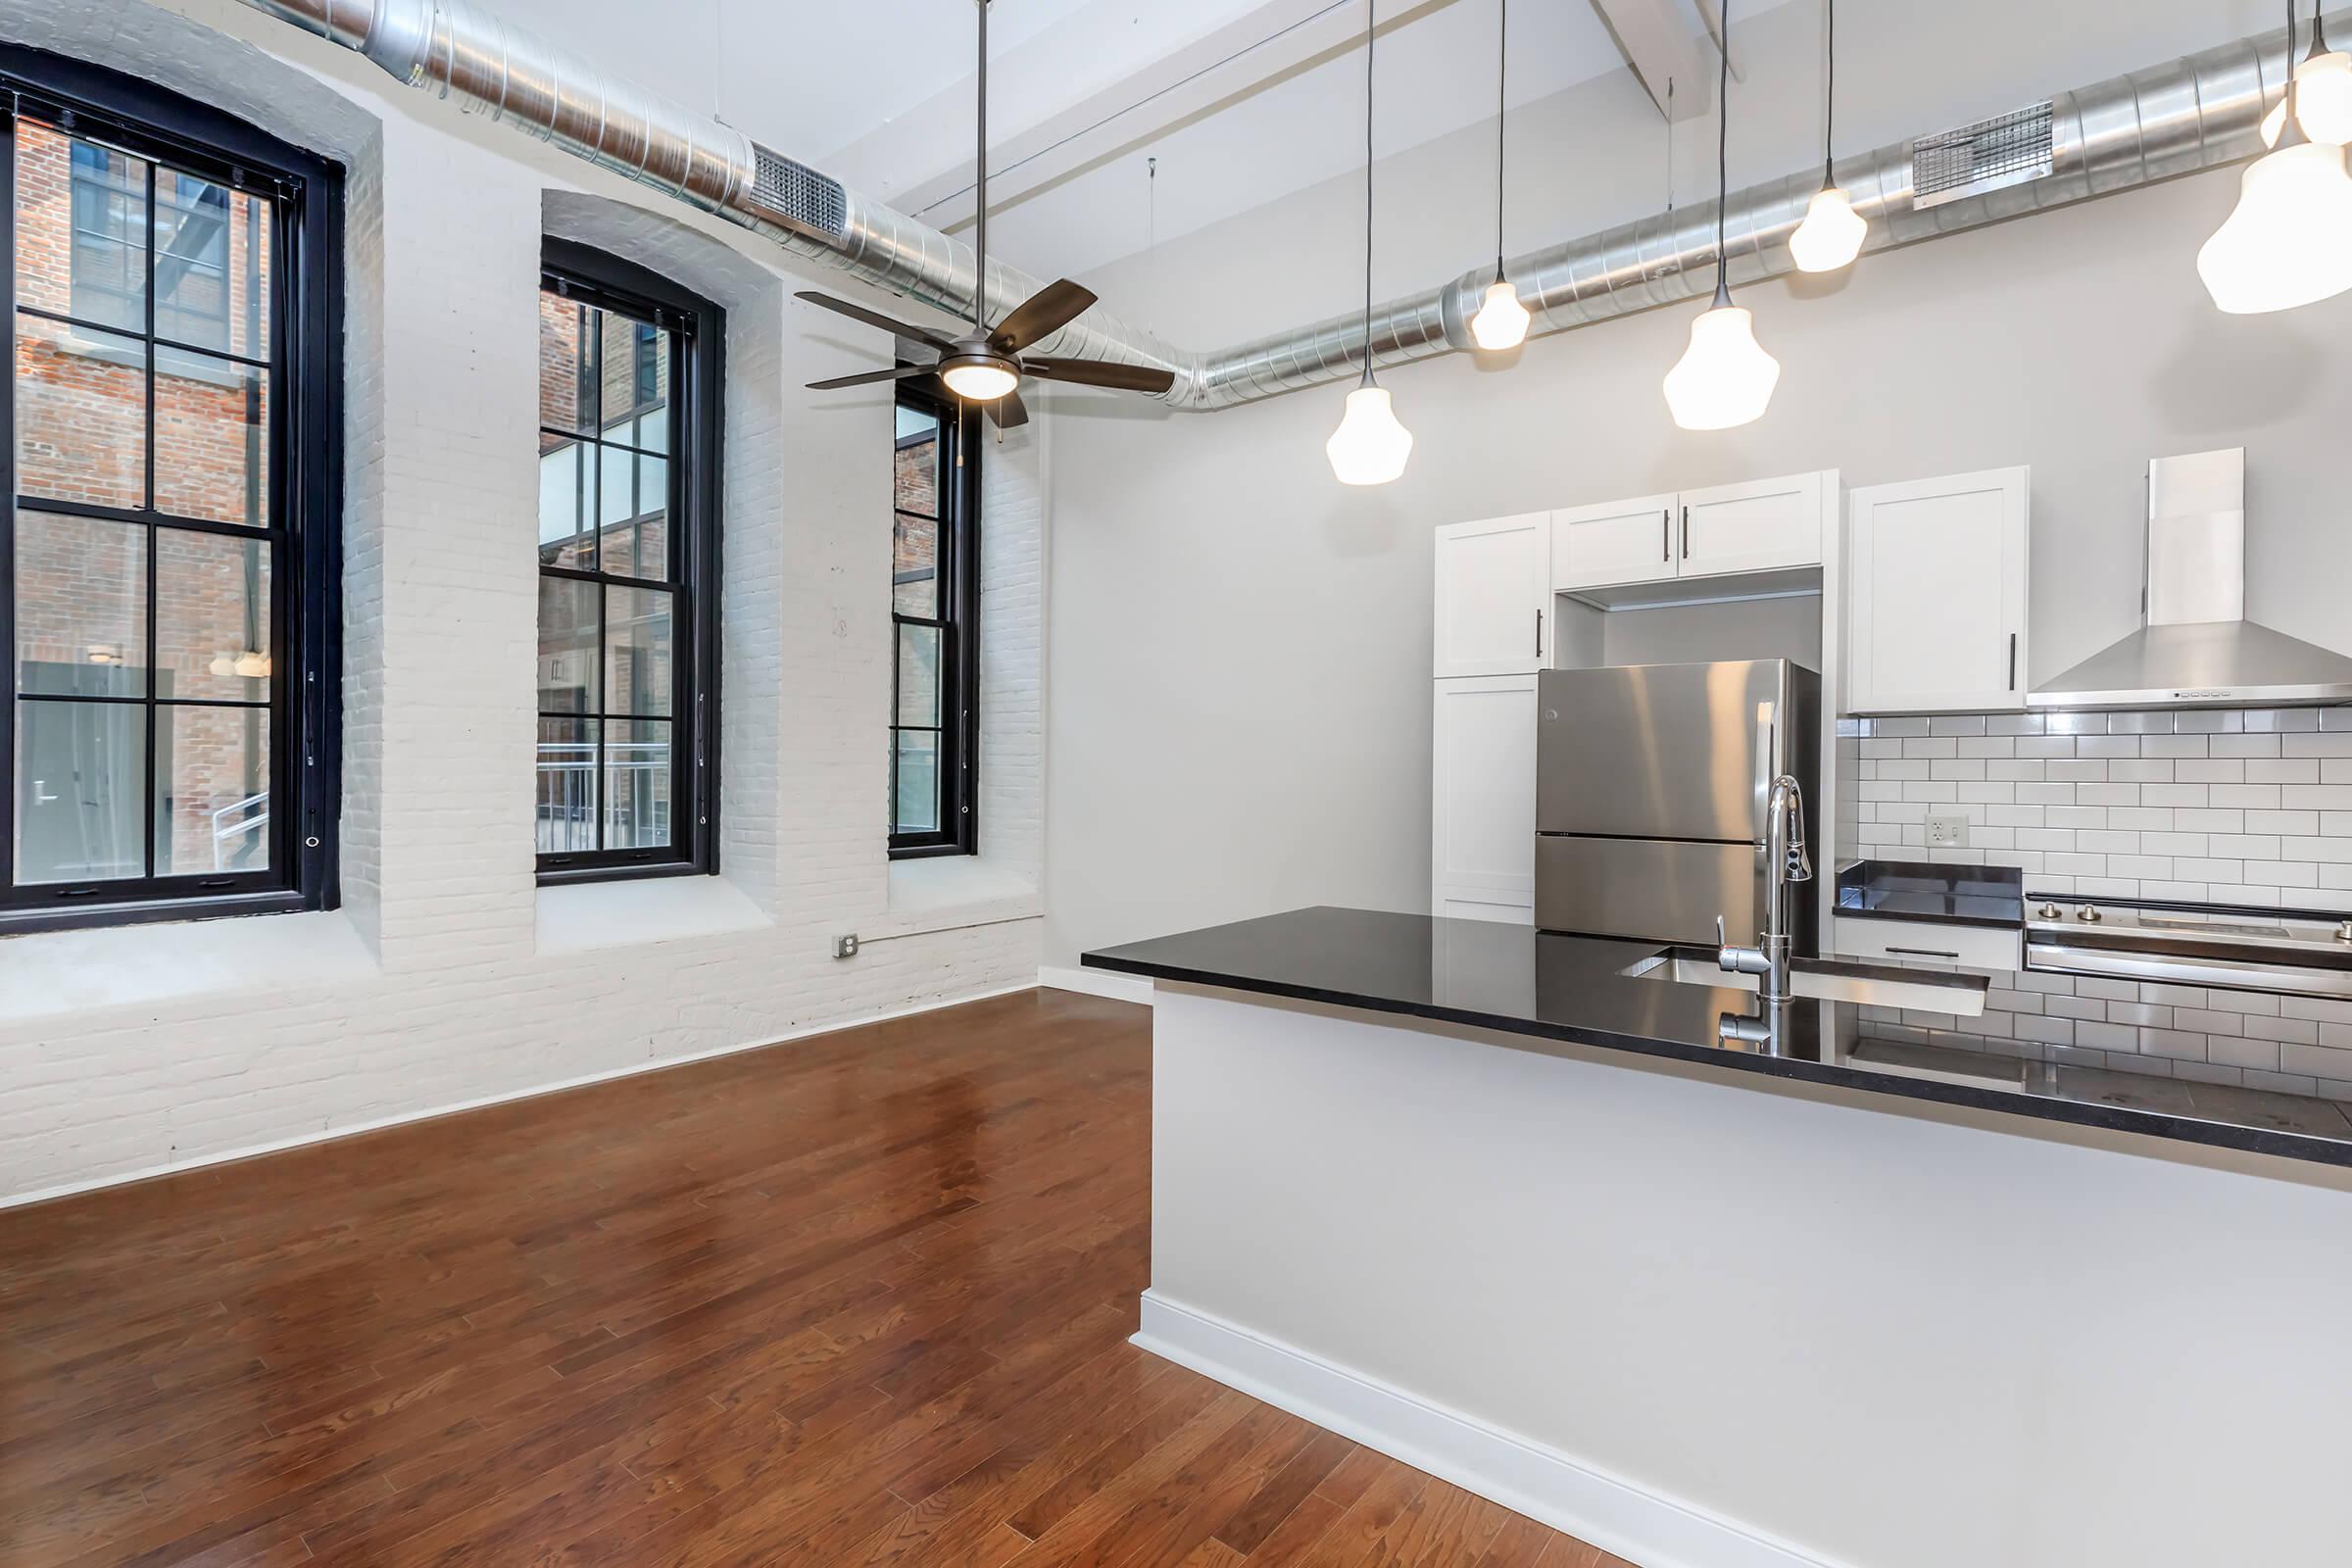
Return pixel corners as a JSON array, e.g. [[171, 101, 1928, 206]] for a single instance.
[[2196, 138, 2352, 314], [940, 361, 1019, 401], [1789, 183, 1867, 271], [1469, 278, 1532, 350], [1663, 303, 1781, 430], [1325, 383, 1413, 485], [2261, 51, 2352, 145]]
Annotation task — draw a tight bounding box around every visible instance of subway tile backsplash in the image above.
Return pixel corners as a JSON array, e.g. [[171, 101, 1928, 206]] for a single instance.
[[1836, 706, 2352, 1102]]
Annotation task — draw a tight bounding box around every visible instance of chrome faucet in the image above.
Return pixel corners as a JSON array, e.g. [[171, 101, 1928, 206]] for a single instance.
[[1718, 774, 1813, 1004]]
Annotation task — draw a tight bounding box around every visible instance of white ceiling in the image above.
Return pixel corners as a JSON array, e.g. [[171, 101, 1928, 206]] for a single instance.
[[469, 0, 1782, 282]]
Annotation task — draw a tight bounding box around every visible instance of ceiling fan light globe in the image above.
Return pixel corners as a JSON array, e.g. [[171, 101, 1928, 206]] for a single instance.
[[1325, 384, 1413, 485], [1469, 280, 1532, 351], [940, 360, 1020, 402], [2196, 138, 2352, 314], [1663, 303, 1780, 430], [1789, 184, 1867, 271]]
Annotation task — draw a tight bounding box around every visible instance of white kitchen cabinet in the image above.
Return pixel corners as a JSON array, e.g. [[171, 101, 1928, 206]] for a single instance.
[[1551, 491, 1678, 591], [1847, 467, 2030, 713], [1431, 673, 1537, 923], [1678, 470, 1827, 578], [1433, 513, 1550, 677], [1833, 916, 2022, 971]]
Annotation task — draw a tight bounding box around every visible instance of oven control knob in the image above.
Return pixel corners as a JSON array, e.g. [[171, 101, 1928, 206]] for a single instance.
[[2076, 905, 2102, 922], [2038, 903, 2062, 920], [2339, 919, 2352, 944]]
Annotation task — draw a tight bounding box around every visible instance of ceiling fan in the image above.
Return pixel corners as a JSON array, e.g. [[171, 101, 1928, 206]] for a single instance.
[[798, 0, 1175, 428]]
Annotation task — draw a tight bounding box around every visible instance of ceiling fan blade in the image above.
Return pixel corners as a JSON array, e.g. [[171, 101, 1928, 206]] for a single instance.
[[984, 388, 1030, 429], [1022, 357, 1177, 395], [805, 365, 936, 391], [987, 279, 1098, 354], [795, 291, 956, 351]]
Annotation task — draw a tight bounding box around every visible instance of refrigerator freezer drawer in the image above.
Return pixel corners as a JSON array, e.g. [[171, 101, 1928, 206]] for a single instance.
[[1535, 835, 1763, 948]]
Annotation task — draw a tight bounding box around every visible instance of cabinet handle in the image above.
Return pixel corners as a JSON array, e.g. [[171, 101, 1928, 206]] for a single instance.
[[2008, 632, 2018, 691], [1661, 509, 1671, 563], [1535, 608, 1544, 658], [1680, 505, 1690, 560], [1886, 946, 1962, 959]]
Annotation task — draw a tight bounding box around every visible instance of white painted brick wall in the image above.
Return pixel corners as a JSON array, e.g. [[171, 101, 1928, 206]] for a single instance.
[[0, 3, 1049, 1204]]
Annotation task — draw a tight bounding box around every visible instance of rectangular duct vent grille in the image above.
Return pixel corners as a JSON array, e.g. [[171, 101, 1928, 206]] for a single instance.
[[1911, 101, 2054, 210], [748, 145, 848, 239]]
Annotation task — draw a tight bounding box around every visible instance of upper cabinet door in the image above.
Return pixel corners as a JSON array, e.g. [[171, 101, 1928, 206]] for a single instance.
[[1434, 513, 1551, 677], [1847, 467, 2031, 714], [1551, 492, 1679, 591], [1677, 471, 1826, 578]]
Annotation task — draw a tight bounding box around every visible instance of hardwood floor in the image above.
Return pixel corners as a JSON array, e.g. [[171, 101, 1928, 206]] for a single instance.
[[0, 989, 1619, 1567]]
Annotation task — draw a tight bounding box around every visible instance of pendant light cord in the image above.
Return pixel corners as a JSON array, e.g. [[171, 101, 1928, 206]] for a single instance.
[[975, 0, 990, 333], [1823, 0, 1835, 182], [1494, 0, 1506, 281], [1360, 0, 1377, 386], [1713, 0, 1732, 307]]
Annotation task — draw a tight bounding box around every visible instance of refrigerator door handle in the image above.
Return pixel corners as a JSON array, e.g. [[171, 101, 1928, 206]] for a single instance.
[[1754, 702, 1777, 850]]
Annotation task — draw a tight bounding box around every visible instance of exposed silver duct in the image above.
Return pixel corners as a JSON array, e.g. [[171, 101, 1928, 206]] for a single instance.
[[237, 0, 2307, 412]]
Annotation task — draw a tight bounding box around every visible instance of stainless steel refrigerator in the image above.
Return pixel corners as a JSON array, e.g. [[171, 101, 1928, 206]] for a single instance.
[[1534, 660, 1821, 950]]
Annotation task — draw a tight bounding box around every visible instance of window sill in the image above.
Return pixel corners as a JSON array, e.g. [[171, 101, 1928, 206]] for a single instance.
[[535, 873, 774, 956], [0, 907, 378, 1023]]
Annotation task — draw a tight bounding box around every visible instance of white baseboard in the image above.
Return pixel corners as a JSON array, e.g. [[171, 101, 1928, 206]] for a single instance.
[[1, 979, 1039, 1212], [1037, 963, 1154, 1006], [1133, 1291, 1841, 1568]]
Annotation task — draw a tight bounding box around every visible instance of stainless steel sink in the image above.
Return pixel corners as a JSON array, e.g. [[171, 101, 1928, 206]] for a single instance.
[[1620, 947, 1988, 1017]]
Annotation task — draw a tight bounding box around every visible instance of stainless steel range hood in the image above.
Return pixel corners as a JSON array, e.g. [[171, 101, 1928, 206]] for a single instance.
[[2029, 449, 2352, 710]]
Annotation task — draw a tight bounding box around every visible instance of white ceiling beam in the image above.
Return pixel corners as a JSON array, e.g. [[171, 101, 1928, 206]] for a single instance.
[[1586, 0, 1712, 121]]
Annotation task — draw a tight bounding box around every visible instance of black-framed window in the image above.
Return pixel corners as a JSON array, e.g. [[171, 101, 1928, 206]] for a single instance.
[[2, 46, 342, 935], [535, 239, 721, 883], [889, 382, 979, 858]]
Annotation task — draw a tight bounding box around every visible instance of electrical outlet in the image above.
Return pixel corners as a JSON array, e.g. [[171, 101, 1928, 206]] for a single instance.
[[1925, 813, 1970, 848], [833, 934, 859, 959]]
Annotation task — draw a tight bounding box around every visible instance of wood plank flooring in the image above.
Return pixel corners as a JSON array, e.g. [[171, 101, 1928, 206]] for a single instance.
[[0, 989, 1619, 1567]]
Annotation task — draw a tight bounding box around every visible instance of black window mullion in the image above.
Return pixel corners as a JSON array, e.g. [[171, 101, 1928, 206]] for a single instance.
[[0, 99, 18, 897], [140, 157, 159, 882]]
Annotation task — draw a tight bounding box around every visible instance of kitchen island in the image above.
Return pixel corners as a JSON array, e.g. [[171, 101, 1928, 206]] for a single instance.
[[1083, 906, 2352, 1568]]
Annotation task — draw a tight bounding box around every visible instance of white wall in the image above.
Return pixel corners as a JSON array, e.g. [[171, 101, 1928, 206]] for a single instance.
[[1042, 0, 2352, 966], [0, 0, 1046, 1204]]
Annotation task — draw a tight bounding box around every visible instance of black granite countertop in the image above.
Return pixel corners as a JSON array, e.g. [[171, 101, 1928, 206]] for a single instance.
[[1835, 858, 2024, 928], [1083, 906, 2352, 1170]]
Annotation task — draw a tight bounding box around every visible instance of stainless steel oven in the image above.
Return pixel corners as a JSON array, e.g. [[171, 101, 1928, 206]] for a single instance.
[[2024, 895, 2352, 1000]]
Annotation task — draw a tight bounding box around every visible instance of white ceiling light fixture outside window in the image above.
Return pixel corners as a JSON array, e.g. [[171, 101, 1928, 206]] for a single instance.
[[1469, 0, 1532, 353], [1663, 0, 1780, 431], [1788, 0, 1866, 272], [1328, 0, 1413, 486], [2198, 0, 2352, 315], [2261, 1, 2352, 146]]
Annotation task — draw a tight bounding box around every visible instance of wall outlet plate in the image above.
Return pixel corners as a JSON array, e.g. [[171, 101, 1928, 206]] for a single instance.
[[1926, 813, 1970, 848], [833, 934, 859, 959]]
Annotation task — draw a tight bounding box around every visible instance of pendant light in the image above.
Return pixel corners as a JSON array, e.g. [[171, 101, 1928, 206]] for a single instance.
[[2261, 0, 2352, 146], [1663, 0, 1780, 430], [2198, 0, 2352, 315], [1328, 0, 1413, 485], [1469, 0, 1531, 351], [1788, 0, 1866, 272]]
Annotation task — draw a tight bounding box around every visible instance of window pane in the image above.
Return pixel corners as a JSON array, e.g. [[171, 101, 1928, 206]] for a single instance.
[[155, 169, 269, 358], [894, 404, 940, 514], [154, 347, 268, 526], [538, 433, 592, 570], [605, 585, 672, 717], [536, 715, 599, 856], [892, 730, 940, 835], [537, 575, 599, 714], [16, 314, 148, 510], [16, 698, 145, 885], [156, 705, 270, 876], [605, 717, 671, 851], [156, 527, 270, 702], [15, 123, 149, 333], [896, 624, 941, 727], [894, 510, 939, 619], [14, 512, 148, 698], [597, 450, 668, 581], [537, 291, 595, 435], [598, 312, 662, 436]]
